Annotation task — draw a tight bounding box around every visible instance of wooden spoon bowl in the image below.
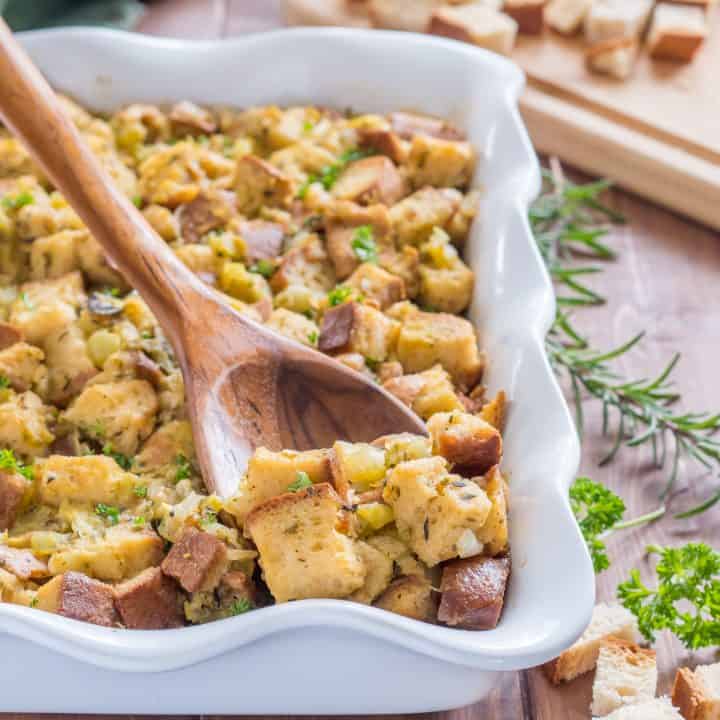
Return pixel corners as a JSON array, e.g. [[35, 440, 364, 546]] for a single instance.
[[0, 20, 426, 497]]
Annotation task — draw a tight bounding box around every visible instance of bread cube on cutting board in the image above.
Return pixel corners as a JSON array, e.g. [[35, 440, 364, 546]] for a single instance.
[[590, 638, 657, 717], [672, 661, 720, 720], [503, 0, 546, 34], [545, 0, 594, 34], [586, 38, 639, 80], [598, 696, 683, 719], [648, 3, 709, 61], [429, 4, 519, 55], [584, 0, 655, 43]]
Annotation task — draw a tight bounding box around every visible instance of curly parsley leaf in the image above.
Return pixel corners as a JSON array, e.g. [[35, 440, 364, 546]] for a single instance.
[[174, 454, 192, 482], [618, 543, 720, 650], [351, 225, 378, 263], [288, 471, 312, 493], [248, 259, 276, 279], [327, 285, 353, 307], [1, 191, 34, 211], [0, 448, 34, 481], [102, 443, 132, 471], [0, 375, 10, 389], [230, 598, 254, 615], [95, 503, 121, 525]]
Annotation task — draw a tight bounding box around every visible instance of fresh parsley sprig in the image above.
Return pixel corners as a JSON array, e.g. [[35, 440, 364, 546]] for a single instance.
[[618, 543, 720, 650], [0, 448, 34, 481]]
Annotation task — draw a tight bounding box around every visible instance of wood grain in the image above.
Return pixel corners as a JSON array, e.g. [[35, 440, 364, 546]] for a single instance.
[[6, 2, 718, 719]]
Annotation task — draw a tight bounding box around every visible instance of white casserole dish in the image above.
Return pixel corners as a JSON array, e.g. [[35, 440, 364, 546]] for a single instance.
[[0, 27, 594, 714]]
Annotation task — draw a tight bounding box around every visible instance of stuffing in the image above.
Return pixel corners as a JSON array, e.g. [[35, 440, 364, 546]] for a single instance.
[[331, 156, 407, 206], [161, 527, 229, 593], [114, 566, 184, 629], [0, 469, 27, 530], [383, 456, 492, 566], [383, 364, 465, 419], [0, 391, 54, 457], [234, 154, 294, 215], [36, 571, 119, 627], [406, 134, 476, 190], [374, 575, 437, 621], [244, 483, 366, 602], [266, 308, 319, 347], [346, 263, 406, 310], [0, 341, 46, 392], [389, 187, 463, 246]]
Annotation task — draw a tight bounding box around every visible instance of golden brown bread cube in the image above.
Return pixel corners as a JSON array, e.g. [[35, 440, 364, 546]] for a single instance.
[[407, 134, 476, 190], [226, 447, 335, 523], [270, 234, 335, 294], [234, 155, 293, 215], [135, 420, 194, 471], [427, 411, 503, 476], [374, 575, 437, 622], [169, 100, 217, 135], [368, 0, 443, 32], [672, 664, 720, 720], [383, 456, 492, 566], [395, 310, 483, 390], [0, 322, 23, 351], [36, 571, 119, 627], [0, 342, 45, 392], [504, 0, 546, 33], [475, 465, 509, 557], [357, 128, 407, 165], [0, 469, 27, 531], [0, 545, 48, 580], [332, 156, 407, 206], [383, 364, 465, 420], [244, 483, 365, 603], [114, 567, 185, 629], [429, 5, 518, 55], [0, 391, 55, 457], [346, 263, 406, 310], [389, 112, 465, 141], [389, 187, 463, 247], [236, 219, 285, 263], [350, 540, 395, 604], [63, 379, 159, 456], [44, 324, 97, 406], [318, 301, 399, 362], [175, 189, 236, 244], [437, 555, 510, 630], [161, 527, 229, 593], [648, 3, 708, 61]]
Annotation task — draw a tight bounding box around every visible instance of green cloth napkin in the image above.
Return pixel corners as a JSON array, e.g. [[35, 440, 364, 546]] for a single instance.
[[1, 0, 144, 31]]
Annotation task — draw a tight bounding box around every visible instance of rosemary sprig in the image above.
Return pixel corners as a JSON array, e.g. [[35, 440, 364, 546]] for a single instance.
[[534, 162, 720, 517]]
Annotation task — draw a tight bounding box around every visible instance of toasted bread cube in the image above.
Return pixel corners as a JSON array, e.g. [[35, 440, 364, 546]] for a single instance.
[[235, 219, 285, 264], [372, 433, 433, 466], [585, 0, 654, 43], [389, 187, 462, 247], [161, 527, 228, 593], [114, 566, 184, 629], [358, 128, 407, 165], [346, 263, 406, 310], [586, 38, 638, 80], [429, 5, 518, 55], [543, 602, 642, 685], [270, 235, 335, 294], [175, 189, 235, 244], [318, 301, 399, 362], [480, 389, 508, 431], [44, 324, 97, 405], [383, 364, 465, 419], [0, 391, 54, 457], [332, 156, 407, 206], [407, 135, 476, 190], [226, 447, 335, 523], [438, 554, 510, 629], [602, 697, 683, 719], [234, 155, 293, 215], [0, 342, 45, 392], [368, 0, 443, 32], [0, 545, 48, 580], [350, 540, 395, 604], [396, 310, 483, 390], [418, 236, 474, 313], [135, 420, 194, 471], [383, 457, 492, 566], [169, 100, 216, 135], [63, 379, 158, 456], [0, 469, 27, 531], [28, 229, 81, 280], [36, 571, 119, 627], [427, 411, 503, 476], [36, 455, 136, 507], [8, 272, 84, 345], [245, 483, 366, 602], [546, 0, 593, 33], [374, 575, 437, 621], [475, 466, 509, 556], [672, 662, 720, 720], [266, 308, 319, 347], [326, 201, 392, 280], [504, 0, 545, 33], [389, 111, 465, 141], [648, 3, 708, 61], [591, 638, 658, 717], [47, 527, 164, 582], [331, 440, 387, 495], [0, 322, 23, 351]]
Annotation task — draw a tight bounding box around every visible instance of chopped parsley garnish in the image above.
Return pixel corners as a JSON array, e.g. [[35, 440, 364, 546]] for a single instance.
[[364, 357, 381, 372], [302, 120, 315, 134], [302, 308, 316, 320], [230, 598, 254, 615], [288, 471, 312, 493], [30, 597, 38, 608], [0, 375, 9, 389], [133, 516, 146, 528], [102, 444, 132, 471], [327, 285, 353, 307], [1, 191, 34, 210], [133, 485, 148, 498], [200, 508, 218, 528], [248, 259, 276, 278], [618, 543, 720, 650], [0, 448, 33, 481], [351, 225, 378, 263], [95, 503, 120, 525], [175, 454, 191, 482], [102, 287, 122, 297], [20, 292, 33, 310], [298, 147, 373, 199], [131, 195, 142, 208], [308, 330, 318, 345]]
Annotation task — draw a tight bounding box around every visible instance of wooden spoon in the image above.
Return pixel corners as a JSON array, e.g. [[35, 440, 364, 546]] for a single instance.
[[0, 21, 426, 497]]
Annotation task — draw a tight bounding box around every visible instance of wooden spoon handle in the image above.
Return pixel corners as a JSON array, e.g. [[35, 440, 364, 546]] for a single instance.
[[0, 20, 210, 336]]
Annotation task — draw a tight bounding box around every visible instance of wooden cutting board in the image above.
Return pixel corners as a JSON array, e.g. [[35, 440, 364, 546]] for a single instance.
[[285, 0, 720, 230]]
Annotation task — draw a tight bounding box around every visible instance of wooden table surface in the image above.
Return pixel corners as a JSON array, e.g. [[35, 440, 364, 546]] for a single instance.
[[10, 1, 719, 719]]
